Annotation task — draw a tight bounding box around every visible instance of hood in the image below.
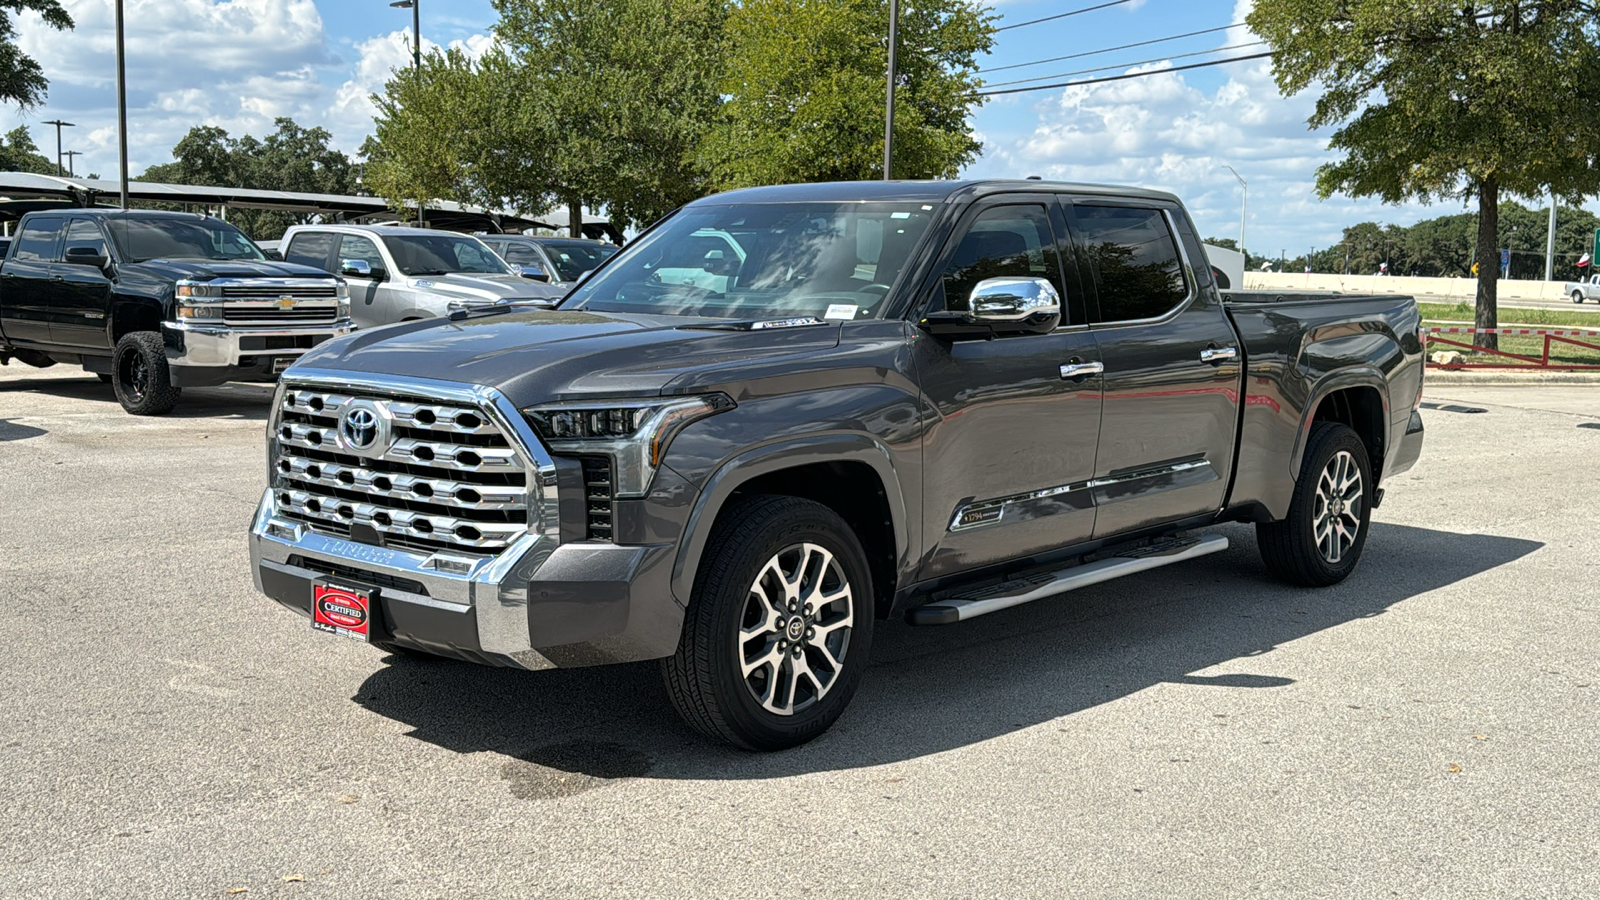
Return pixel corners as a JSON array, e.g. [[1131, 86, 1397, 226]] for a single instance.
[[408, 272, 565, 303], [125, 258, 332, 281], [289, 308, 843, 403]]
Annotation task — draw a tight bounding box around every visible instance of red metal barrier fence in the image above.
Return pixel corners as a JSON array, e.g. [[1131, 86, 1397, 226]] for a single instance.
[[1424, 326, 1600, 370]]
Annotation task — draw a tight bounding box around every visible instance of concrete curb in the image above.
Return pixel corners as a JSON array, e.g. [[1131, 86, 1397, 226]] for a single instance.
[[1424, 370, 1600, 385]]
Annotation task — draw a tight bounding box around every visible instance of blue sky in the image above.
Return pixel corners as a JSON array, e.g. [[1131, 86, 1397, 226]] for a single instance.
[[5, 0, 1578, 253]]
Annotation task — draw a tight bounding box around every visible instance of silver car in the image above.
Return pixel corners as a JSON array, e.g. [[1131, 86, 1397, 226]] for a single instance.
[[279, 224, 564, 329]]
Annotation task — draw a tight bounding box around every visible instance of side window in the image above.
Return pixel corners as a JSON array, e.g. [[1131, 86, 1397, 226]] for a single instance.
[[1073, 205, 1189, 323], [285, 232, 335, 270], [64, 218, 108, 259], [337, 235, 385, 271], [12, 217, 66, 262], [502, 244, 544, 267], [939, 204, 1062, 313]]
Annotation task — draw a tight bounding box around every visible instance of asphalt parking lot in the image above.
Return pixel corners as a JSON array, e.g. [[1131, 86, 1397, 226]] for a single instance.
[[2, 364, 1596, 899]]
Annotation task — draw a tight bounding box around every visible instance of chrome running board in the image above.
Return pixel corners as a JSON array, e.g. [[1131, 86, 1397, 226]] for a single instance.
[[906, 533, 1230, 625]]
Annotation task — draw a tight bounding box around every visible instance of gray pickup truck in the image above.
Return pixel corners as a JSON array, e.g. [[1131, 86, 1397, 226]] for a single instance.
[[250, 180, 1425, 750], [1564, 274, 1600, 303]]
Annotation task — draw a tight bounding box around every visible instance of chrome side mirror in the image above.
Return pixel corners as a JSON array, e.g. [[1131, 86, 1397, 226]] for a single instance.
[[967, 277, 1061, 323], [340, 258, 384, 279]]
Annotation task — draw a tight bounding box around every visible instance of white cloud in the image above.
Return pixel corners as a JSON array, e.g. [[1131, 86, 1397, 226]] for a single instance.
[[2, 0, 491, 177]]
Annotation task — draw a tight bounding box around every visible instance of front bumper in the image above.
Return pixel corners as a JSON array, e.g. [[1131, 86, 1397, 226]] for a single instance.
[[249, 485, 684, 670], [163, 319, 354, 385]]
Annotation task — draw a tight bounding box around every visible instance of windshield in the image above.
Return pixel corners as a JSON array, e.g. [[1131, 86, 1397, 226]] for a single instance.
[[108, 218, 265, 263], [383, 234, 511, 276], [537, 239, 618, 281], [565, 201, 938, 320]]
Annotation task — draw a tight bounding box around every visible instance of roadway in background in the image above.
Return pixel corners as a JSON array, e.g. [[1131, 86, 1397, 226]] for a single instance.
[[1, 366, 1595, 898]]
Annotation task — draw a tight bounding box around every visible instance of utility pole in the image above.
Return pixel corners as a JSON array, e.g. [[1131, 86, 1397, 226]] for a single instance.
[[115, 0, 129, 210], [389, 0, 424, 224], [883, 0, 898, 181], [42, 119, 74, 176], [1545, 189, 1557, 282], [1221, 165, 1247, 256], [63, 150, 81, 177]]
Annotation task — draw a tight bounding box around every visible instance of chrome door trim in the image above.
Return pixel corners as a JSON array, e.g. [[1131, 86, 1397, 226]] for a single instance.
[[948, 459, 1216, 532]]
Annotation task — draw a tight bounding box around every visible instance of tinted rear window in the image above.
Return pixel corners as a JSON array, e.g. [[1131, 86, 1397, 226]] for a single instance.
[[11, 216, 65, 262], [1074, 206, 1189, 323], [286, 232, 336, 270]]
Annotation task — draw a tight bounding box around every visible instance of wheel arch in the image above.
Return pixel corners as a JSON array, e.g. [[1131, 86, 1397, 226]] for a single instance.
[[671, 435, 909, 620], [1291, 374, 1389, 480]]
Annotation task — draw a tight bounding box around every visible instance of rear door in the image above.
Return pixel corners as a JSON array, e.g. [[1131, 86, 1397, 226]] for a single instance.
[[0, 215, 66, 346], [913, 195, 1104, 581], [1065, 198, 1243, 539], [284, 230, 336, 272], [50, 217, 115, 350]]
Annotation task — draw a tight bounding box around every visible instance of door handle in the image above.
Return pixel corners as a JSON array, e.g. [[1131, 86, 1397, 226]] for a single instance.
[[1059, 360, 1104, 380], [1200, 346, 1239, 364]]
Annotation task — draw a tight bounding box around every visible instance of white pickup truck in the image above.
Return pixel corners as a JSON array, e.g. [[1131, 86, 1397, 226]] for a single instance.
[[1565, 274, 1600, 303]]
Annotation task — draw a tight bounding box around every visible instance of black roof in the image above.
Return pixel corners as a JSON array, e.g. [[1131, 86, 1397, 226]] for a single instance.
[[689, 179, 1181, 206]]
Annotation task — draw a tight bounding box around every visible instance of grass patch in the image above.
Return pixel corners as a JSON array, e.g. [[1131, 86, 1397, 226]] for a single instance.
[[1418, 301, 1600, 328]]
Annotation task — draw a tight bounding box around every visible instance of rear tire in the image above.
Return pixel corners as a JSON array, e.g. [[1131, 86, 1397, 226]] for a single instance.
[[112, 332, 181, 416], [662, 495, 875, 751], [1575, 291, 1586, 304], [1257, 422, 1373, 587]]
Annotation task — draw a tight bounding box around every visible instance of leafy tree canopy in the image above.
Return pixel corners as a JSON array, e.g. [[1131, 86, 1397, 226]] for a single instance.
[[704, 0, 994, 189], [1248, 0, 1600, 346], [0, 0, 72, 109], [0, 124, 53, 173], [141, 118, 358, 240]]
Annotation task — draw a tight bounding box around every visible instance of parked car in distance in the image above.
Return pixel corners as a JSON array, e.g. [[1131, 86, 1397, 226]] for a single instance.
[[251, 179, 1426, 751], [1203, 243, 1245, 290], [477, 234, 619, 288], [1564, 273, 1600, 303], [280, 224, 564, 329], [1, 209, 350, 415]]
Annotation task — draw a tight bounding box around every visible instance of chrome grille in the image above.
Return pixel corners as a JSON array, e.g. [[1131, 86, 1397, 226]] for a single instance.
[[580, 456, 615, 542], [224, 285, 339, 298], [272, 386, 531, 556], [223, 304, 340, 326]]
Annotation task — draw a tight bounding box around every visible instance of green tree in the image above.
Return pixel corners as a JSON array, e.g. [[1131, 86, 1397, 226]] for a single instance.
[[1249, 1, 1600, 349], [363, 48, 489, 228], [706, 0, 993, 189], [1, 0, 72, 109], [0, 124, 53, 173], [140, 118, 359, 240]]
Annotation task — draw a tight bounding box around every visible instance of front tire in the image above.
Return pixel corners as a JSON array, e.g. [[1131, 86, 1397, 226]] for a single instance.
[[1257, 422, 1374, 587], [662, 495, 875, 751], [112, 332, 181, 416]]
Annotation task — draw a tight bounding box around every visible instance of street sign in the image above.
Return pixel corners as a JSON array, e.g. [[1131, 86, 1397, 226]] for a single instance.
[[1593, 228, 1600, 269], [1500, 248, 1511, 277]]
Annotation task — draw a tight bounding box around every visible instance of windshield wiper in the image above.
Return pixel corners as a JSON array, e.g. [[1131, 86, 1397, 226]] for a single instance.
[[407, 269, 451, 276]]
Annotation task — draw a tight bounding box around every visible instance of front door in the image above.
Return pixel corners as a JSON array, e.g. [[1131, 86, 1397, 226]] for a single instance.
[[0, 215, 66, 346], [1065, 199, 1243, 539], [336, 234, 388, 328], [914, 197, 1103, 582], [50, 218, 114, 350]]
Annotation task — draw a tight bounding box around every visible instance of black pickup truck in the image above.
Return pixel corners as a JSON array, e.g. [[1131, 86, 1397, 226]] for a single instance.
[[0, 209, 351, 414], [249, 180, 1425, 750]]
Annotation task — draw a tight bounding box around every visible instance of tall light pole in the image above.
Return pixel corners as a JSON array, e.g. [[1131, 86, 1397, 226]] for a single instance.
[[1545, 188, 1557, 282], [390, 0, 420, 72], [883, 0, 899, 180], [115, 0, 129, 209], [42, 119, 74, 176], [63, 150, 82, 177], [1221, 164, 1247, 257]]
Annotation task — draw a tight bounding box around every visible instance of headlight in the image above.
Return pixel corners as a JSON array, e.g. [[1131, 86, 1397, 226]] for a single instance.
[[176, 304, 226, 319], [524, 395, 735, 497], [175, 281, 220, 298]]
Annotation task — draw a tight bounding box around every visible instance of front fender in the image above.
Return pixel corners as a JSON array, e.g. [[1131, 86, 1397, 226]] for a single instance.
[[668, 433, 911, 606]]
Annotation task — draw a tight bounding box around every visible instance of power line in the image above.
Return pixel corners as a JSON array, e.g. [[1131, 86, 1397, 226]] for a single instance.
[[979, 23, 1245, 74], [984, 41, 1266, 89], [977, 51, 1275, 96], [995, 0, 1135, 33]]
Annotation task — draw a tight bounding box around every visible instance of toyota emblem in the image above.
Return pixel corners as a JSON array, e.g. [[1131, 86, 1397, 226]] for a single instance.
[[338, 405, 384, 454]]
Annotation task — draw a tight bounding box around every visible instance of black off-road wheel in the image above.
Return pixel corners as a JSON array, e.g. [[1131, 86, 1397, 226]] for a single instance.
[[112, 332, 181, 416], [1257, 422, 1374, 587], [662, 495, 875, 751]]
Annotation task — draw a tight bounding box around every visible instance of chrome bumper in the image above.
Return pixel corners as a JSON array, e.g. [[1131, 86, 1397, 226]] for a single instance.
[[164, 318, 354, 369]]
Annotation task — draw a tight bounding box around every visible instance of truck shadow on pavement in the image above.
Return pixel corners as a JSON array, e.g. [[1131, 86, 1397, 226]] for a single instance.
[[0, 373, 274, 420], [352, 522, 1541, 791]]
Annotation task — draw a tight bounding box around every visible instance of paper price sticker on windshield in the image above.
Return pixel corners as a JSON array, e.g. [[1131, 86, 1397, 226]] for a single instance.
[[823, 304, 858, 321]]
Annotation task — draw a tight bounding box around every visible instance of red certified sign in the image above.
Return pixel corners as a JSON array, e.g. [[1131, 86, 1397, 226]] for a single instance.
[[312, 584, 371, 642]]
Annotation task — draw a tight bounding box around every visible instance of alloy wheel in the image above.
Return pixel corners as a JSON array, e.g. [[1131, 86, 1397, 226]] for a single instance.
[[737, 542, 854, 716], [1312, 449, 1363, 564]]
